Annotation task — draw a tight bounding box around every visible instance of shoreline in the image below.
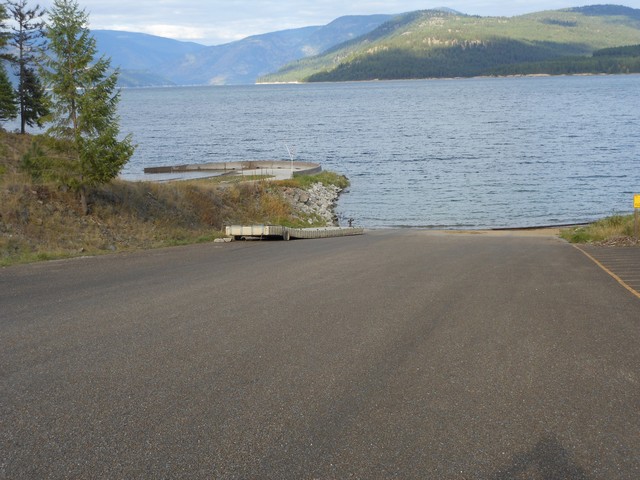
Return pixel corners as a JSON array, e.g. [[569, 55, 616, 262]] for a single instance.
[[353, 226, 564, 237], [256, 72, 640, 86], [433, 227, 562, 237]]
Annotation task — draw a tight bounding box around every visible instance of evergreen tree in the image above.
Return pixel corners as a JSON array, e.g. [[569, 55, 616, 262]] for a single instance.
[[0, 65, 18, 124], [7, 0, 49, 133], [19, 64, 48, 128], [0, 3, 8, 50], [39, 0, 134, 213], [0, 3, 18, 125]]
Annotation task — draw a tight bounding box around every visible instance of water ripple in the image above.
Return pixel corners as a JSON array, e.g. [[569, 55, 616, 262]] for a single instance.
[[118, 75, 640, 228]]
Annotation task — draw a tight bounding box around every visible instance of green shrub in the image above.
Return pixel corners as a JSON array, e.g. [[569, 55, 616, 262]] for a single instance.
[[278, 170, 350, 190]]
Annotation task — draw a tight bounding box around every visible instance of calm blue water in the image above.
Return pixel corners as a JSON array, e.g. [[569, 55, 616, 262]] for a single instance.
[[118, 76, 639, 228]]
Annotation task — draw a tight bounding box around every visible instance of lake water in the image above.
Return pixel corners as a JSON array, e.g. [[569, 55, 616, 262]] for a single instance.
[[118, 75, 639, 228]]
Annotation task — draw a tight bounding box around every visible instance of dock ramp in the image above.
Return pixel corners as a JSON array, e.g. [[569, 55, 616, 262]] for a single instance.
[[225, 225, 364, 241]]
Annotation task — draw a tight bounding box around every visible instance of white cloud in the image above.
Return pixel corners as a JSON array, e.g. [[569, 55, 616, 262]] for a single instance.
[[135, 24, 211, 42]]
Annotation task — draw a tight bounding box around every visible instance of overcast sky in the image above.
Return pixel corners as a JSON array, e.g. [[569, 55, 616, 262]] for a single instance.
[[34, 1, 640, 46]]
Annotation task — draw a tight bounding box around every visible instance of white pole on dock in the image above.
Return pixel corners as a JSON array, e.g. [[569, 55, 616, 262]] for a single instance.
[[285, 143, 295, 175]]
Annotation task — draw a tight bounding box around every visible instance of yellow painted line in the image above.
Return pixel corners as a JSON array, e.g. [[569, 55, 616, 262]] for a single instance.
[[594, 262, 636, 266], [595, 265, 637, 269], [573, 245, 640, 300]]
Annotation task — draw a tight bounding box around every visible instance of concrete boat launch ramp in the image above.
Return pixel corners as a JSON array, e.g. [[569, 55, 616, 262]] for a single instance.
[[225, 224, 364, 241], [141, 160, 322, 181]]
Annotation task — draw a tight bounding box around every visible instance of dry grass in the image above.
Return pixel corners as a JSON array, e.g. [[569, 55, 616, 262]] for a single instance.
[[560, 214, 638, 245], [1, 131, 328, 265]]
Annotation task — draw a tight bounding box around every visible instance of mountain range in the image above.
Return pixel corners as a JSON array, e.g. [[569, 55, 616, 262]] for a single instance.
[[93, 15, 393, 87], [93, 5, 640, 87]]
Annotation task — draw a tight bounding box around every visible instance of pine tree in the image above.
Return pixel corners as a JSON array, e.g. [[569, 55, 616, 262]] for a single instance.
[[7, 0, 49, 133], [0, 3, 8, 51], [0, 3, 18, 125], [19, 64, 48, 129], [0, 66, 18, 124], [40, 0, 134, 213]]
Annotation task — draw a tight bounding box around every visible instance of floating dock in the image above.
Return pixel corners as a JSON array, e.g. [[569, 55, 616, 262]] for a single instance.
[[225, 224, 364, 241]]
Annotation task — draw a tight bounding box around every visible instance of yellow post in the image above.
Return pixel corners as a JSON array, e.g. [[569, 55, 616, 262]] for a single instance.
[[634, 194, 640, 240]]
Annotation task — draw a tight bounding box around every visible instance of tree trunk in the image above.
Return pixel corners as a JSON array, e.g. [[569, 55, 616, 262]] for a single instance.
[[79, 187, 88, 215]]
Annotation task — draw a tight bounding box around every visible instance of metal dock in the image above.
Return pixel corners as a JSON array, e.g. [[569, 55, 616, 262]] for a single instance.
[[225, 225, 364, 241]]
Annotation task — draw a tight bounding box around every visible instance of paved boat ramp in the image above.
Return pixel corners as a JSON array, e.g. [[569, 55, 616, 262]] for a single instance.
[[141, 160, 322, 182]]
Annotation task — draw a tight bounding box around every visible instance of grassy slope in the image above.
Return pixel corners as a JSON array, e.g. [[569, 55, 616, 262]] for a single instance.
[[0, 131, 347, 266], [260, 7, 640, 82]]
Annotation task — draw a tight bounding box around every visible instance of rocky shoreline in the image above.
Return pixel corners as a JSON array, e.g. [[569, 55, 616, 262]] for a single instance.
[[281, 182, 343, 226]]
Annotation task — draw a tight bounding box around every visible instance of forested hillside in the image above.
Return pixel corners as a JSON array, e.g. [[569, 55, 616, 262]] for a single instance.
[[259, 5, 640, 83]]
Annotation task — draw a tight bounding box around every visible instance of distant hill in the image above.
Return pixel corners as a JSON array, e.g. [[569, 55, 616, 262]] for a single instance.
[[260, 4, 640, 83], [92, 31, 207, 86], [93, 15, 392, 86]]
